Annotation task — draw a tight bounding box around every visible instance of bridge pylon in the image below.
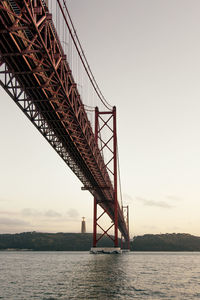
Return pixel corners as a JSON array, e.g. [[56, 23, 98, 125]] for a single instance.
[[121, 206, 130, 250], [92, 106, 120, 251]]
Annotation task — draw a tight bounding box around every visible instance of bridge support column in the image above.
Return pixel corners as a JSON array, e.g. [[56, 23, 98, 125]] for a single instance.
[[113, 107, 118, 247], [93, 198, 97, 247], [121, 206, 130, 250], [93, 107, 119, 248]]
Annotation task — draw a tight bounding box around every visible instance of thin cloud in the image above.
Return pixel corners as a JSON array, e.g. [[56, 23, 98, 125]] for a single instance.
[[0, 210, 19, 216], [66, 209, 79, 219], [0, 217, 30, 226], [136, 197, 173, 208], [166, 195, 182, 201], [21, 208, 42, 217], [21, 208, 61, 218], [44, 210, 61, 218]]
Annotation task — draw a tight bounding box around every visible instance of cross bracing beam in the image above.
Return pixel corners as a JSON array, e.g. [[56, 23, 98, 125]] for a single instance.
[[0, 0, 129, 242]]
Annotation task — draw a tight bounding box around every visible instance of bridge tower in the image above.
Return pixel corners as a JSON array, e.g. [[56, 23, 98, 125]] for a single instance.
[[91, 106, 122, 253]]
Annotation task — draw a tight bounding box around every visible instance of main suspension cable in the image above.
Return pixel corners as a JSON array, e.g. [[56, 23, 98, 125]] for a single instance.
[[56, 0, 113, 111]]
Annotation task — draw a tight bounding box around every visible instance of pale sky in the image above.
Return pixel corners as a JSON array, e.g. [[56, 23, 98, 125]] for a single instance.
[[1, 0, 200, 237]]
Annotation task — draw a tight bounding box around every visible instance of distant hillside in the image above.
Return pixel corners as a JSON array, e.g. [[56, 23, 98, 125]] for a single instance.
[[0, 232, 200, 251], [0, 232, 113, 251], [131, 233, 200, 251]]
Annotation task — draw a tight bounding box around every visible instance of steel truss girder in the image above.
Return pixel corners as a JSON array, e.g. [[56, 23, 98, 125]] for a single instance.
[[0, 62, 87, 185], [0, 0, 113, 202]]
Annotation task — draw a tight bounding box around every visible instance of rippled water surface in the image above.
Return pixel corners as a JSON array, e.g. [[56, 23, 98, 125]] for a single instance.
[[0, 251, 200, 299]]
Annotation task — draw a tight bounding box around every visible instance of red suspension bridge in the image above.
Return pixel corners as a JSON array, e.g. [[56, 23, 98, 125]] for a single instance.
[[0, 0, 129, 250]]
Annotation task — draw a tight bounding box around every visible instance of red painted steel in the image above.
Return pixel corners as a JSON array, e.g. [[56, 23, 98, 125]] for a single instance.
[[93, 107, 122, 247], [93, 107, 98, 248], [113, 107, 118, 247], [0, 0, 129, 243]]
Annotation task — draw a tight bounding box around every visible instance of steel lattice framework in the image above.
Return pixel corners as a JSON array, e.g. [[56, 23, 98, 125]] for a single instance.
[[0, 0, 129, 244]]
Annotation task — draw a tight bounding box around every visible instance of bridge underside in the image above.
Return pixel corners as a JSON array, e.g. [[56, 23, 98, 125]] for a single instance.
[[0, 0, 129, 243]]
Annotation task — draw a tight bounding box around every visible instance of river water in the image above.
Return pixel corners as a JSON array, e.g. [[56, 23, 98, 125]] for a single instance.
[[0, 251, 199, 299]]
